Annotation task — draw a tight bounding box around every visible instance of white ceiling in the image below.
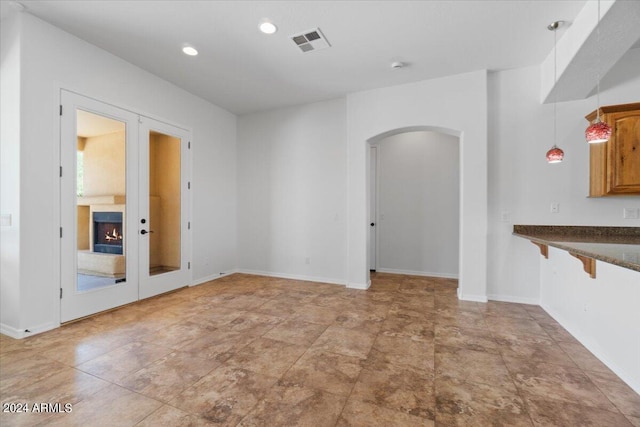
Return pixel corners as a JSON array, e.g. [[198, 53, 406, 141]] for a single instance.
[[3, 0, 593, 115]]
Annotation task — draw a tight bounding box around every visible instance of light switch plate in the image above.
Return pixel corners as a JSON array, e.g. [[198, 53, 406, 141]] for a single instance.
[[623, 208, 639, 219], [0, 213, 11, 227]]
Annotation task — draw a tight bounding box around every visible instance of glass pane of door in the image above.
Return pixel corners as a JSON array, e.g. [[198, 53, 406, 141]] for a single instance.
[[76, 109, 127, 291], [148, 131, 181, 276]]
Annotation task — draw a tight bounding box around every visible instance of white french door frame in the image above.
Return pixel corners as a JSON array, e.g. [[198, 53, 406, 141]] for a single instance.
[[59, 89, 192, 323]]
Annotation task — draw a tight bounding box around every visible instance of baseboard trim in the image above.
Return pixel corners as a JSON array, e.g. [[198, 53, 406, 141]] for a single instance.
[[487, 294, 540, 305], [0, 324, 24, 339], [191, 270, 238, 287], [375, 268, 458, 279], [457, 288, 488, 303], [346, 280, 370, 290], [1, 321, 58, 339], [541, 303, 640, 394], [237, 269, 347, 286]]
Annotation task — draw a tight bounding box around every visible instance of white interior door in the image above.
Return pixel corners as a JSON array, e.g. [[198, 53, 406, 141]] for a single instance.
[[370, 145, 378, 271], [60, 90, 140, 322], [138, 117, 191, 299]]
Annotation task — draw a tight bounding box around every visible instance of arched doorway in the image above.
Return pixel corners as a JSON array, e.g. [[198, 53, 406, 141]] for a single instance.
[[344, 73, 489, 302], [368, 128, 460, 279], [366, 126, 461, 286]]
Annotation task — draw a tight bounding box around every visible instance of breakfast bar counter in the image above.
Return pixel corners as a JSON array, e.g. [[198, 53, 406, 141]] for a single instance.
[[513, 225, 640, 274], [512, 225, 640, 394]]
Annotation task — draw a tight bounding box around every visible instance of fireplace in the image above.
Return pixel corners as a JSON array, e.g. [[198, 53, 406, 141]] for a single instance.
[[93, 212, 123, 254]]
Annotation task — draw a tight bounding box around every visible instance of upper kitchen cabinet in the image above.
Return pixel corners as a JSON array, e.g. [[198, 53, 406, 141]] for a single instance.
[[586, 102, 640, 197]]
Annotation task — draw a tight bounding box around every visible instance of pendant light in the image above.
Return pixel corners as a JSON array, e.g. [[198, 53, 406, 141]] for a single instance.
[[585, 0, 612, 143], [546, 21, 564, 164]]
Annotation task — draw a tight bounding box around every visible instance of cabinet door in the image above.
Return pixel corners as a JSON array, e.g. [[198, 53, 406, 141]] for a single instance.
[[608, 110, 640, 193], [589, 142, 607, 197]]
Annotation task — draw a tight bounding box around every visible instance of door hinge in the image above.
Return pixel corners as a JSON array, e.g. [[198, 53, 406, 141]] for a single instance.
[[188, 262, 191, 270], [59, 166, 63, 177], [59, 227, 63, 238], [59, 288, 63, 299], [188, 141, 191, 149], [188, 182, 191, 190], [59, 105, 63, 116], [188, 221, 191, 230]]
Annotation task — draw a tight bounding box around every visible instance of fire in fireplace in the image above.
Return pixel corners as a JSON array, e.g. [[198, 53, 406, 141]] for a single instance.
[[93, 212, 123, 254]]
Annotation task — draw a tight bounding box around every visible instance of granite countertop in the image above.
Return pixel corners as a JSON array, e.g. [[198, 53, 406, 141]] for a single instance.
[[513, 225, 640, 273]]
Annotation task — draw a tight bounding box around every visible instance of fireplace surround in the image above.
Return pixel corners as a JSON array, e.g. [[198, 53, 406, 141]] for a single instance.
[[77, 197, 126, 277]]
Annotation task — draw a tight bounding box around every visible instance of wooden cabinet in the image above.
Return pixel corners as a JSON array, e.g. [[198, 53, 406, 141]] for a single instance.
[[586, 102, 640, 197]]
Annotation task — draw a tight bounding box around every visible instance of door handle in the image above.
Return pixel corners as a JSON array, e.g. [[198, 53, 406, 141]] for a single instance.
[[140, 230, 154, 235], [370, 223, 375, 226]]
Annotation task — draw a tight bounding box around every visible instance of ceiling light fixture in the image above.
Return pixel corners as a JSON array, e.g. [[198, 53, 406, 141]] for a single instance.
[[259, 21, 277, 35], [182, 45, 198, 56], [546, 21, 564, 164], [585, 0, 612, 144], [391, 61, 404, 69]]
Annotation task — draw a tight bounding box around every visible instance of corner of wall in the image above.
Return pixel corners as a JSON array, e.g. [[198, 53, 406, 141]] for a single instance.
[[1, 9, 23, 334]]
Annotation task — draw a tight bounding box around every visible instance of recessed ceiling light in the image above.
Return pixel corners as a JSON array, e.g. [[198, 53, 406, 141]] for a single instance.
[[182, 46, 198, 56], [259, 22, 277, 34]]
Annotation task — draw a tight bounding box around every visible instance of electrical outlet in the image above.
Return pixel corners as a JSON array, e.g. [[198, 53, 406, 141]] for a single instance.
[[623, 208, 639, 219], [500, 210, 510, 222], [0, 213, 11, 227], [550, 203, 560, 213]]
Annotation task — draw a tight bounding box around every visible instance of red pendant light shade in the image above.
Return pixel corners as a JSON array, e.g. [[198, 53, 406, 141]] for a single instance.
[[546, 145, 564, 163], [585, 0, 611, 144], [585, 117, 612, 143]]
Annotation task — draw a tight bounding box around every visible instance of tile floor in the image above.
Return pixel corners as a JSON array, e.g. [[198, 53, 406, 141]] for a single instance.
[[1, 273, 638, 426]]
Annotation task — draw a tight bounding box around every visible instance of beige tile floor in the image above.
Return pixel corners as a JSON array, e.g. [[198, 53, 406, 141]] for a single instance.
[[1, 273, 638, 426]]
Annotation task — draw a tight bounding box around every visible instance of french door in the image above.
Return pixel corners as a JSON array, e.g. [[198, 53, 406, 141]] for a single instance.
[[138, 117, 191, 299], [60, 91, 190, 322]]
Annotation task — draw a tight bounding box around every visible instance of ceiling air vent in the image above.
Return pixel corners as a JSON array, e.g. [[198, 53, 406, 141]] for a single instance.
[[291, 28, 330, 53]]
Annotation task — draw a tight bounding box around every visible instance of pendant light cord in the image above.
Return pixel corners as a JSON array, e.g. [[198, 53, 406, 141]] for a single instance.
[[596, 0, 601, 121], [553, 23, 558, 148]]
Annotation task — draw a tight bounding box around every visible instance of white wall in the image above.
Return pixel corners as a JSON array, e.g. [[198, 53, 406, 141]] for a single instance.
[[487, 48, 640, 303], [347, 70, 488, 299], [1, 12, 237, 335], [0, 12, 22, 332], [237, 98, 347, 284], [375, 131, 459, 277], [540, 247, 640, 393]]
